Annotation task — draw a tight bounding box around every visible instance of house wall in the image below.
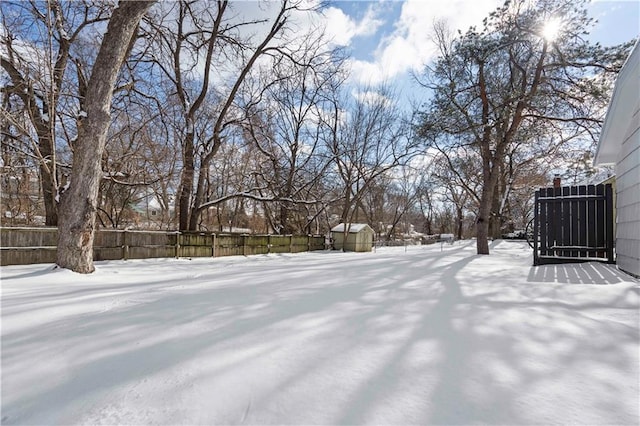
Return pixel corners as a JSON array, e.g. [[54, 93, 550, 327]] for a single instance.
[[615, 105, 640, 277]]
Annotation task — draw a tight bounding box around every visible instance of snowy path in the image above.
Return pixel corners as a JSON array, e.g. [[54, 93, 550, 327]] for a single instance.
[[1, 240, 638, 425]]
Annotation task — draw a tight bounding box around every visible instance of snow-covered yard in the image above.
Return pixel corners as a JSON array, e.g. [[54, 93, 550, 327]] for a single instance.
[[1, 240, 638, 425]]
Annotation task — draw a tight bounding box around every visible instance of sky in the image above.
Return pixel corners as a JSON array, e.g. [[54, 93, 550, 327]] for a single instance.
[[318, 0, 640, 104], [3, 0, 636, 107]]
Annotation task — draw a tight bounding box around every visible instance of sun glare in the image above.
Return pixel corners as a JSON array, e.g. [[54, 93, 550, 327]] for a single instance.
[[542, 17, 562, 41]]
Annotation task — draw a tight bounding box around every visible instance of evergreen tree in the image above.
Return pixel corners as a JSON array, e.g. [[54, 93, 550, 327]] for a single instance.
[[417, 0, 634, 254]]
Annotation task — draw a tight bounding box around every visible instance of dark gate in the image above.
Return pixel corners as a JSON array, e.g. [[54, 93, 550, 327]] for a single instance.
[[533, 183, 614, 266]]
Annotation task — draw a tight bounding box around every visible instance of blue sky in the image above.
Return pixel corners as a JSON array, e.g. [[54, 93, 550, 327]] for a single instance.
[[587, 0, 640, 45], [318, 0, 639, 103]]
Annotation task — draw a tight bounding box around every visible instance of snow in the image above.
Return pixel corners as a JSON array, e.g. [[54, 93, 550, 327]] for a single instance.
[[1, 240, 638, 425], [55, 180, 71, 203]]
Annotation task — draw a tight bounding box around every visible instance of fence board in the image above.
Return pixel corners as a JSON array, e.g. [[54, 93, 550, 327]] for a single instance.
[[94, 247, 123, 261], [309, 236, 325, 251], [595, 184, 605, 258], [180, 245, 212, 258], [562, 186, 571, 257], [245, 236, 269, 256], [94, 230, 123, 248], [1, 227, 58, 247], [215, 234, 244, 257], [577, 185, 587, 258], [128, 231, 175, 246], [2, 247, 57, 265], [539, 188, 549, 257], [129, 246, 175, 260], [587, 185, 596, 257], [570, 186, 579, 258]]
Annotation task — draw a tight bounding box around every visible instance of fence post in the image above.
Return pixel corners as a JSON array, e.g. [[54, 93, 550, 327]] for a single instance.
[[122, 230, 129, 260], [175, 231, 181, 259], [242, 234, 246, 256], [605, 183, 614, 263], [533, 190, 539, 265], [211, 233, 216, 257]]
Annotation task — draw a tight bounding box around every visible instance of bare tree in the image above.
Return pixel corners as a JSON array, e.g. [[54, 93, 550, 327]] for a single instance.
[[238, 32, 345, 234], [57, 0, 154, 273], [95, 107, 174, 229], [0, 90, 43, 225], [324, 85, 416, 232], [142, 0, 316, 231], [1, 0, 112, 225], [430, 154, 477, 240], [359, 166, 425, 242]]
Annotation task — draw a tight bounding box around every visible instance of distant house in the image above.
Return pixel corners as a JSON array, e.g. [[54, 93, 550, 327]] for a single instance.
[[594, 41, 640, 278], [331, 223, 374, 252]]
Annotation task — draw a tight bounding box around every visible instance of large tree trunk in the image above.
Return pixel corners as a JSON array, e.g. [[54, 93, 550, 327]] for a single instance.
[[56, 1, 154, 273]]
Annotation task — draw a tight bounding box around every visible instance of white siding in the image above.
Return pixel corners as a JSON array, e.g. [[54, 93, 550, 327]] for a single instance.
[[615, 107, 640, 277]]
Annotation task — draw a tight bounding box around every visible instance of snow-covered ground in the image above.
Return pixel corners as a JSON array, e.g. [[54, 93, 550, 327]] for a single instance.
[[1, 240, 638, 425]]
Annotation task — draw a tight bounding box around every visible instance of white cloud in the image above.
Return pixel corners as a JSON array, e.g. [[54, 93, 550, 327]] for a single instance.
[[322, 5, 385, 47], [349, 0, 502, 84]]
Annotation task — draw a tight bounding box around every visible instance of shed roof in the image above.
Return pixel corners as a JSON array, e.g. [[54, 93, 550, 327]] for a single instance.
[[594, 40, 640, 166], [331, 223, 372, 233]]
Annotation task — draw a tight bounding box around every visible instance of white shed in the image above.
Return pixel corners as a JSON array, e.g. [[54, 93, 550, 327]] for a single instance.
[[331, 223, 374, 252], [594, 41, 640, 278]]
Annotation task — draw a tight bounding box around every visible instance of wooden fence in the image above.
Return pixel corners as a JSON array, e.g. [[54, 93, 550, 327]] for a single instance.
[[533, 183, 615, 265], [0, 227, 326, 266]]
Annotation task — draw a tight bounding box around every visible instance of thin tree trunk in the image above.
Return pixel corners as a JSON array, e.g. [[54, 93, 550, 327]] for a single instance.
[[476, 190, 492, 254], [38, 133, 58, 226], [178, 132, 195, 230], [56, 1, 154, 273], [489, 182, 501, 239], [189, 142, 222, 230], [476, 161, 500, 254], [188, 159, 206, 231]]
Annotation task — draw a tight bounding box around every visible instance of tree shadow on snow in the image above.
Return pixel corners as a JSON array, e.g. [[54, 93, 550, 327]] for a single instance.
[[527, 262, 632, 285], [1, 243, 638, 425]]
